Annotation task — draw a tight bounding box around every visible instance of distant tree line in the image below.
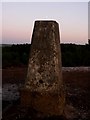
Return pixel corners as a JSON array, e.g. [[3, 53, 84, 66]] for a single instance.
[[61, 44, 90, 67], [2, 43, 90, 68]]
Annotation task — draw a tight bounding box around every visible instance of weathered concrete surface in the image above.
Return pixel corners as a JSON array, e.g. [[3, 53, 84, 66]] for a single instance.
[[21, 20, 65, 116]]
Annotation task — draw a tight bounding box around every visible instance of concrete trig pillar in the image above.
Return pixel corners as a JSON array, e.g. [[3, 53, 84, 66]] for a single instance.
[[21, 20, 65, 116]]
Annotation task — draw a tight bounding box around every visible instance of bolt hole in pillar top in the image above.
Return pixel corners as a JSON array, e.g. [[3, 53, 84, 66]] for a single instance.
[[21, 20, 65, 117]]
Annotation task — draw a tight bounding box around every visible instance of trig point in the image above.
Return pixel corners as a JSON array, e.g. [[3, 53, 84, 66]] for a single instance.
[[21, 20, 65, 117]]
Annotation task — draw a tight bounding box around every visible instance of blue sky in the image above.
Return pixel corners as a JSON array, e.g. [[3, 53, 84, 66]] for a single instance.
[[2, 2, 88, 44]]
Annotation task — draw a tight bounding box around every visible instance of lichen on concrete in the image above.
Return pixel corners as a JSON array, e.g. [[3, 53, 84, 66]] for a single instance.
[[21, 20, 65, 116]]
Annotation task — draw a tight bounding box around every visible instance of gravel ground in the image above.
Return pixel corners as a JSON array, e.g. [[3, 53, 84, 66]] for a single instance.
[[2, 67, 90, 120]]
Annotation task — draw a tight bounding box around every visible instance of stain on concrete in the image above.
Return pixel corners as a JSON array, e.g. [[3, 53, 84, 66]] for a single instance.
[[21, 20, 65, 116]]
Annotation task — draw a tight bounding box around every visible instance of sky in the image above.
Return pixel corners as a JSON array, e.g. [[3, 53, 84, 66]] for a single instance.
[[88, 1, 90, 39], [2, 2, 88, 44]]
